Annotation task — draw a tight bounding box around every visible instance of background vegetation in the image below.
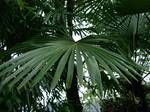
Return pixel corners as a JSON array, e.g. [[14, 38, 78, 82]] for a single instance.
[[0, 0, 150, 112]]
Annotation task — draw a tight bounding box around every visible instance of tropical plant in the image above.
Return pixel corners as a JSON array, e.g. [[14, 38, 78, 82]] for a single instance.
[[0, 0, 150, 112]]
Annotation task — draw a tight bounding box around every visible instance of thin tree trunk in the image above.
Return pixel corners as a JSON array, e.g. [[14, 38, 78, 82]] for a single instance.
[[54, 0, 83, 111], [131, 79, 149, 112], [66, 0, 83, 111], [66, 68, 83, 112]]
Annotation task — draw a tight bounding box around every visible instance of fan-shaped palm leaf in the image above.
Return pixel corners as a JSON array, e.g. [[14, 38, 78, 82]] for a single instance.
[[0, 38, 140, 94]]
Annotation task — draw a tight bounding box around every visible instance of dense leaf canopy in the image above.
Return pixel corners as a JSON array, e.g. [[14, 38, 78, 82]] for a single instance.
[[0, 0, 150, 112]]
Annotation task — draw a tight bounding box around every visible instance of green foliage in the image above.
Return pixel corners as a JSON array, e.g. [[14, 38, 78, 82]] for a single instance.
[[0, 0, 150, 111], [0, 39, 141, 92]]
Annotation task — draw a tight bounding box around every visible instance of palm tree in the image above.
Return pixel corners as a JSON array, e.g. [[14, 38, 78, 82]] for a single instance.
[[0, 0, 150, 111]]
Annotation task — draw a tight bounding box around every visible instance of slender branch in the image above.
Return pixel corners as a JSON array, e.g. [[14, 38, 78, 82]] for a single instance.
[[142, 72, 150, 81], [145, 13, 150, 23]]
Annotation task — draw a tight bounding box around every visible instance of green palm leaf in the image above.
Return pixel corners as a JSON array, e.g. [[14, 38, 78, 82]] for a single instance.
[[0, 39, 140, 91]]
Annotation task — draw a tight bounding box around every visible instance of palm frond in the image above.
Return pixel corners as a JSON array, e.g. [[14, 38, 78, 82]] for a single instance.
[[0, 39, 141, 94]]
